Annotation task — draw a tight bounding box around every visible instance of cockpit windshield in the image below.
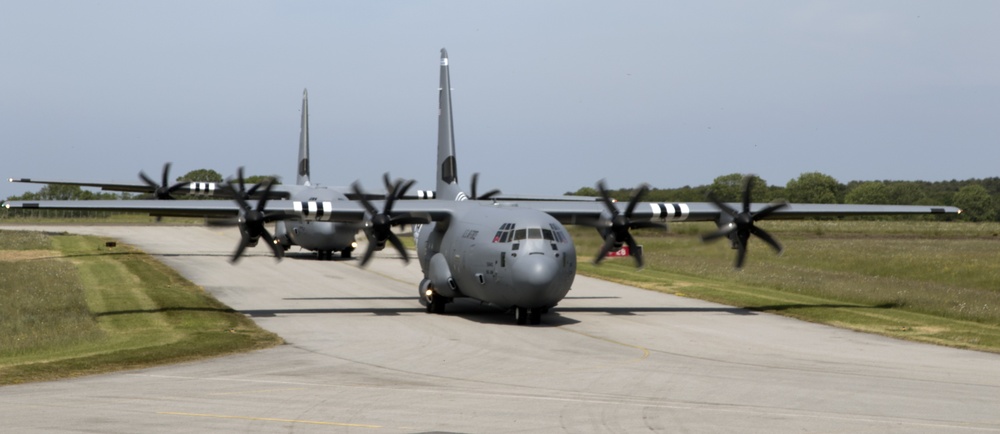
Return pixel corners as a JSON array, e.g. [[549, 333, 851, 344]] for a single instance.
[[493, 223, 567, 244]]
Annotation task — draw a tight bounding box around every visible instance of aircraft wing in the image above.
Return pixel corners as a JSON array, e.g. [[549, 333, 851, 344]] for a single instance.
[[8, 177, 235, 197], [7, 177, 301, 200], [1, 198, 452, 222], [3, 198, 959, 223], [496, 200, 961, 224], [9, 177, 165, 194], [4, 199, 250, 218]]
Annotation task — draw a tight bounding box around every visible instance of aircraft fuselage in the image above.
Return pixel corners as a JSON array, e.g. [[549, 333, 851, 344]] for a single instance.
[[414, 202, 576, 311], [275, 186, 358, 256]]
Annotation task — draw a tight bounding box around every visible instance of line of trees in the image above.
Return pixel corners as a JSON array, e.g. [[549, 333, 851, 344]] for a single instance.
[[570, 172, 1000, 222]]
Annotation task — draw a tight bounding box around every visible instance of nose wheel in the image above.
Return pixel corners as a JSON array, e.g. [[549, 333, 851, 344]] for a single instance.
[[515, 307, 543, 325], [422, 285, 448, 314]]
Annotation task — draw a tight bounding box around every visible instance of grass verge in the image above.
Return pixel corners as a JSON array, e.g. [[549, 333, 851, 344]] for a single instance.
[[0, 230, 281, 385], [573, 220, 1000, 353]]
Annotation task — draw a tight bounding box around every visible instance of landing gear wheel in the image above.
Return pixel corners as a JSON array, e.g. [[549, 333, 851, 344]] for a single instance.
[[341, 248, 353, 259], [515, 307, 528, 325], [431, 298, 446, 314], [424, 289, 447, 314], [528, 308, 542, 325]]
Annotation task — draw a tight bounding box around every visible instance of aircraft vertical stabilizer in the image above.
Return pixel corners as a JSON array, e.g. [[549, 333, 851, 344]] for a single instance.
[[297, 88, 312, 186], [437, 48, 465, 201]]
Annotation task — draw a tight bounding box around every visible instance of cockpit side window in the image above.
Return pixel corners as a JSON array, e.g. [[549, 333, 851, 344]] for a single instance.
[[542, 229, 554, 241], [493, 223, 516, 243], [549, 223, 568, 243]]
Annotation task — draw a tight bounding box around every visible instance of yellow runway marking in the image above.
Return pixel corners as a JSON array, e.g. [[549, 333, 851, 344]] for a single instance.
[[207, 387, 307, 396], [157, 412, 381, 428]]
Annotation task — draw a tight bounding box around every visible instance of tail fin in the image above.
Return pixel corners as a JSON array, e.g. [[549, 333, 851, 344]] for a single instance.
[[437, 48, 465, 201], [297, 88, 311, 186]]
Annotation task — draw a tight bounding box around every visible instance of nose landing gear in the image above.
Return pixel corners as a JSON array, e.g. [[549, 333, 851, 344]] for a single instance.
[[514, 307, 543, 326], [421, 283, 449, 314]]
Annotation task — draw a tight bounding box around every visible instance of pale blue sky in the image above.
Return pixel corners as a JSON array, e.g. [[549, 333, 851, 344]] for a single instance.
[[2, 1, 998, 200]]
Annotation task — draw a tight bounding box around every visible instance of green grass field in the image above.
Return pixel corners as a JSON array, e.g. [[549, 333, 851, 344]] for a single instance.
[[0, 230, 281, 385], [572, 220, 1000, 352]]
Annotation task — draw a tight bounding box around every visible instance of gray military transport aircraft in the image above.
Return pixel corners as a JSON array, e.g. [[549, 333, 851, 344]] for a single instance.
[[8, 89, 441, 262], [3, 48, 961, 325]]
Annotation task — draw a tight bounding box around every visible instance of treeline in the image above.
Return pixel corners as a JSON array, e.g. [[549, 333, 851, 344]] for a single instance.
[[569, 172, 1000, 222]]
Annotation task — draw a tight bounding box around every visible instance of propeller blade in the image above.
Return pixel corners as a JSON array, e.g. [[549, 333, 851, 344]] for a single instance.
[[359, 234, 378, 267], [623, 183, 649, 218], [750, 226, 783, 254], [231, 236, 249, 263], [352, 182, 380, 215], [139, 171, 157, 188], [735, 242, 748, 269], [753, 201, 788, 221], [594, 235, 617, 264], [259, 230, 284, 260], [596, 180, 617, 216], [707, 192, 739, 219], [624, 232, 643, 269], [701, 223, 735, 242], [161, 162, 172, 189], [742, 175, 753, 214], [387, 233, 410, 264], [471, 172, 479, 200], [255, 179, 276, 213]]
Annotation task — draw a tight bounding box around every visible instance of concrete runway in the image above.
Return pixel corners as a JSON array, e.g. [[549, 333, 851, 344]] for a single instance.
[[2, 225, 999, 433]]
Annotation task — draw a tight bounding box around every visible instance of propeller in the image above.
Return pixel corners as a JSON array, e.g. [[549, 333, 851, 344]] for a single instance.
[[221, 176, 295, 263], [230, 167, 267, 200], [139, 162, 189, 200], [583, 180, 666, 268], [352, 178, 430, 267], [701, 175, 788, 269], [383, 173, 403, 198], [470, 173, 500, 200]]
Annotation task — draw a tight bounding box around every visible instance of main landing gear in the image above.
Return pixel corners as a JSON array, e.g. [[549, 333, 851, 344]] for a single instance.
[[514, 307, 544, 326]]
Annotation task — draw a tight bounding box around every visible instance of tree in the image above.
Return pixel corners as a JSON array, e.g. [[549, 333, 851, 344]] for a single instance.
[[785, 172, 842, 204], [244, 175, 282, 185], [176, 169, 223, 183], [845, 181, 889, 205], [952, 184, 997, 222], [708, 173, 770, 202]]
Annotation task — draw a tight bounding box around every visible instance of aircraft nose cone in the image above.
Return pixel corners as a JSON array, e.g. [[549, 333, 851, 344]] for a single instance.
[[513, 254, 559, 291]]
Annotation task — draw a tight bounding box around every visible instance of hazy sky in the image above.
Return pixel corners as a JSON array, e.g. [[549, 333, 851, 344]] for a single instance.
[[2, 1, 998, 200]]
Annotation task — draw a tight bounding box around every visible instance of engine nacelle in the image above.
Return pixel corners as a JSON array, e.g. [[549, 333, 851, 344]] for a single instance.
[[273, 221, 292, 249]]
